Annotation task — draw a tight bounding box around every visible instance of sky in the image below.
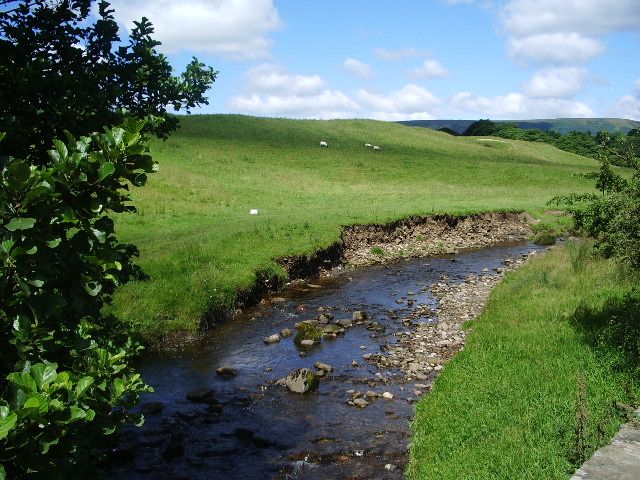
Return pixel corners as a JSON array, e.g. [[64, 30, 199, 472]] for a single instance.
[[105, 0, 640, 121]]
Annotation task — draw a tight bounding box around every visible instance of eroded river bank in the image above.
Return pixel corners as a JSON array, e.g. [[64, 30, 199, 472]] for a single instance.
[[109, 240, 547, 480]]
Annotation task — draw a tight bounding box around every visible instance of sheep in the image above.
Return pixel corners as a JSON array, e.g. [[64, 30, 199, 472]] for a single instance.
[[320, 141, 328, 147], [373, 145, 380, 151], [364, 143, 373, 147]]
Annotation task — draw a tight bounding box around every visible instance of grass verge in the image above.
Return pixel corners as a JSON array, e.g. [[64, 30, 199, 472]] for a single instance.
[[408, 242, 639, 479]]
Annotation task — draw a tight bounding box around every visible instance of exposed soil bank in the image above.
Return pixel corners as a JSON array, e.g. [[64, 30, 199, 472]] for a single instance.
[[341, 211, 533, 267]]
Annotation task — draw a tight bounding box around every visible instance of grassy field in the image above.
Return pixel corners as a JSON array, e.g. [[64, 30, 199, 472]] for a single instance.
[[408, 243, 640, 479], [112, 114, 604, 339]]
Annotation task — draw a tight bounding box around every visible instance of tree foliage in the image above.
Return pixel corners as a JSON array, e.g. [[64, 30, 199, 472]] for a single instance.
[[0, 118, 161, 477], [551, 131, 640, 269], [0, 1, 217, 476], [0, 0, 217, 162]]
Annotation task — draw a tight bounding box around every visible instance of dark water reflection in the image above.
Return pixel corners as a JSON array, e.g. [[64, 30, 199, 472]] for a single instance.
[[109, 241, 546, 480]]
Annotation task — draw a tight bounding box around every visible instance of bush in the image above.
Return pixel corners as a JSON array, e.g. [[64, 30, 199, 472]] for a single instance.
[[551, 131, 640, 269], [0, 117, 159, 477]]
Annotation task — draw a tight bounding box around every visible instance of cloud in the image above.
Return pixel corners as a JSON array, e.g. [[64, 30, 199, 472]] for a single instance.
[[635, 78, 640, 92], [374, 47, 425, 61], [507, 33, 605, 64], [500, 0, 640, 64], [609, 94, 640, 120], [450, 91, 594, 119], [408, 59, 449, 79], [502, 0, 640, 38], [228, 64, 359, 118], [343, 58, 374, 80], [107, 0, 283, 60], [523, 67, 587, 98], [357, 84, 442, 120], [243, 64, 325, 96]]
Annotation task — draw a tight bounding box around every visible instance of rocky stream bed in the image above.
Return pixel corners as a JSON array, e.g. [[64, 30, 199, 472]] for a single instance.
[[108, 236, 547, 480]]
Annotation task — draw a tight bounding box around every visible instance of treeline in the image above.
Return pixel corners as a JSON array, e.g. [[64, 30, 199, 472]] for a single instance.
[[441, 120, 640, 166]]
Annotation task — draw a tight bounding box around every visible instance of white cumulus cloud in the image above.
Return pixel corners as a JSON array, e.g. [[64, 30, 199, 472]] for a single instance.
[[343, 58, 374, 80], [450, 91, 594, 119], [500, 0, 640, 64], [228, 64, 359, 119], [107, 0, 283, 60], [357, 84, 442, 120], [508, 33, 605, 64], [523, 67, 587, 98], [408, 59, 449, 79]]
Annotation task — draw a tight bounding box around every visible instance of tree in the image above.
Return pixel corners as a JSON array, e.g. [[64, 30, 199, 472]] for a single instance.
[[462, 119, 499, 136], [0, 1, 217, 475], [0, 0, 217, 162]]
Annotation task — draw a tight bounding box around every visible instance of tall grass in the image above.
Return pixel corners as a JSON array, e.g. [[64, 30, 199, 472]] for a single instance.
[[112, 114, 610, 339], [408, 247, 639, 479]]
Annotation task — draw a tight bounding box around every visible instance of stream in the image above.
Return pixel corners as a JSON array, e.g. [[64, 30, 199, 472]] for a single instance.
[[108, 241, 546, 480]]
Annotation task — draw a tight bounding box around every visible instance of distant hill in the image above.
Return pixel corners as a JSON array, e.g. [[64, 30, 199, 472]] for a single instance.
[[398, 118, 640, 135]]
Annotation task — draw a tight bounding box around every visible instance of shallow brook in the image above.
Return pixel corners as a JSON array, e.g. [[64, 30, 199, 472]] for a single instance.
[[108, 241, 546, 480]]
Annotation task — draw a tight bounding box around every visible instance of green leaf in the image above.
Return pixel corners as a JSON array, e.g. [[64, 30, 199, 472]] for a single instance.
[[91, 228, 106, 243], [6, 160, 31, 185], [68, 406, 87, 422], [1, 239, 15, 253], [24, 393, 48, 414], [5, 217, 36, 231], [0, 462, 6, 480], [53, 139, 68, 161], [30, 363, 58, 390], [8, 372, 37, 394], [98, 162, 115, 181], [85, 409, 95, 422], [84, 281, 102, 296], [75, 376, 94, 398], [46, 238, 61, 248], [0, 411, 17, 441], [27, 279, 44, 288]]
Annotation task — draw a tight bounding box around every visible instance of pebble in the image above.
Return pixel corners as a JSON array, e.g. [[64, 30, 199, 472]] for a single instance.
[[353, 398, 368, 408], [382, 392, 394, 400], [263, 334, 281, 344]]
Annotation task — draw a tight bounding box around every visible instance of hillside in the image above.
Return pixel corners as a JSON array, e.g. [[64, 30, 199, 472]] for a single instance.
[[112, 114, 605, 339], [399, 118, 640, 135]]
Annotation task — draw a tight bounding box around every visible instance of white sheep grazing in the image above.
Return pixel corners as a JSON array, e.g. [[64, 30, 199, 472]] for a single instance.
[[364, 143, 373, 147], [320, 141, 328, 147], [373, 145, 380, 151]]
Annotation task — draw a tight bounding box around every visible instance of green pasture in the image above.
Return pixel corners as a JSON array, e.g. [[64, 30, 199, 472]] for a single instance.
[[113, 114, 603, 339]]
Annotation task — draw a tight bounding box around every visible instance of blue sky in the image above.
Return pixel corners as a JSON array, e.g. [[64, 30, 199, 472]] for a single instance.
[[107, 0, 640, 120]]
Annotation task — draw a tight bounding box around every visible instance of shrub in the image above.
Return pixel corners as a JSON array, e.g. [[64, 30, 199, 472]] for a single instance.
[[0, 117, 159, 477]]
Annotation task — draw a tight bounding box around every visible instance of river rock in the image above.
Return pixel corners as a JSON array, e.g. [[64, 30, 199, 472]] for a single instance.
[[186, 387, 215, 403], [277, 368, 319, 394], [322, 324, 341, 334], [353, 398, 368, 408], [353, 310, 368, 322], [300, 339, 315, 347], [280, 328, 292, 338], [314, 362, 333, 372], [318, 313, 334, 323], [335, 319, 353, 328], [367, 321, 385, 333], [140, 401, 164, 415], [216, 367, 238, 379], [263, 334, 281, 344], [382, 392, 394, 400]]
